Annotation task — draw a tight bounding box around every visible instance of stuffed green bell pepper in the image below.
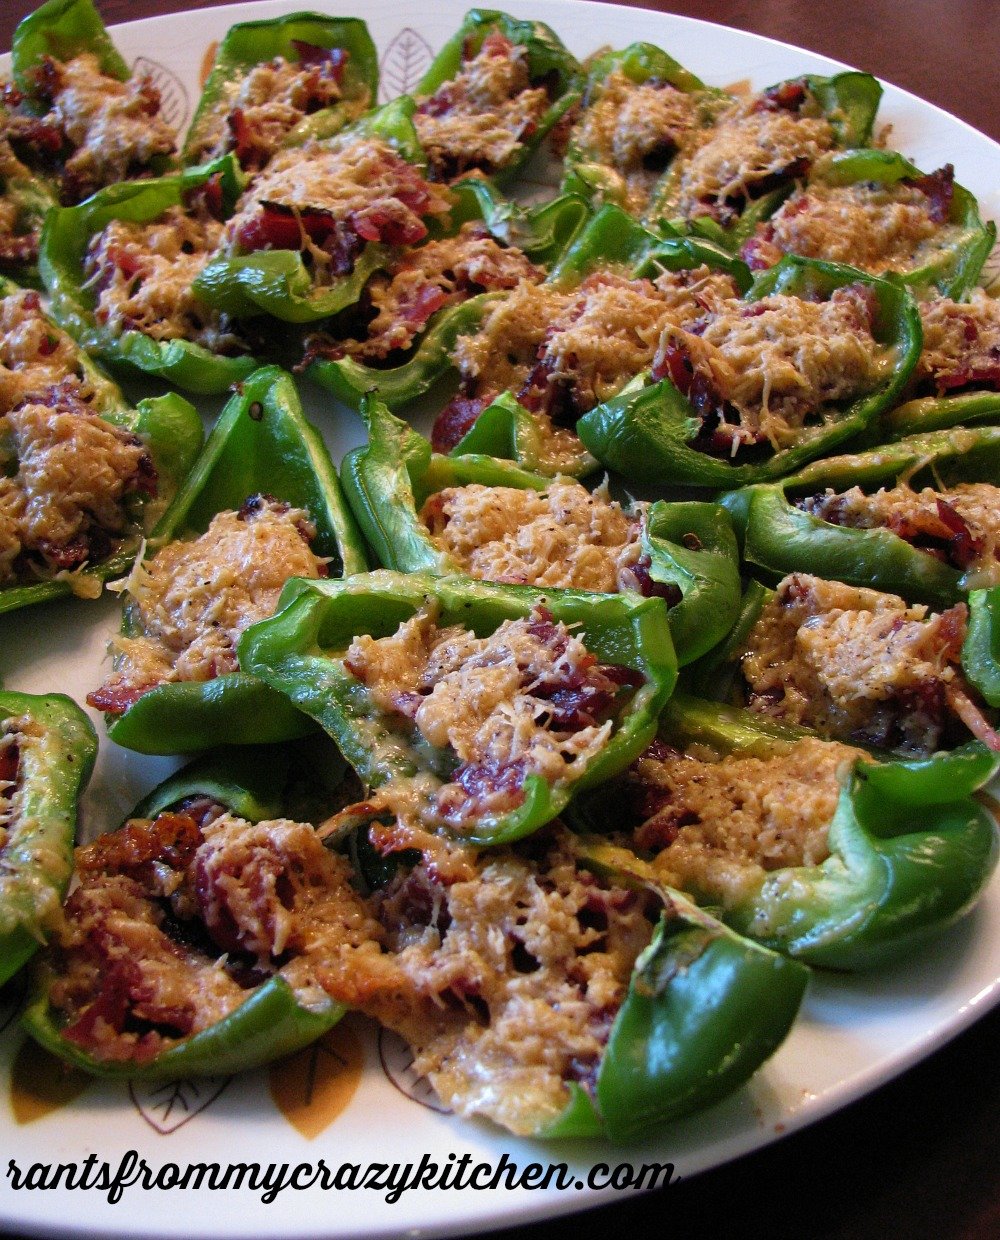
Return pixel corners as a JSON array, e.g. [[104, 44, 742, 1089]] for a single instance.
[[0, 276, 203, 614], [578, 254, 922, 488], [429, 202, 750, 478], [22, 738, 361, 1080], [569, 693, 998, 971], [559, 41, 730, 219], [304, 813, 807, 1140], [38, 153, 266, 395], [183, 11, 378, 171], [86, 365, 367, 756], [7, 0, 177, 206], [304, 177, 589, 409], [740, 150, 995, 299], [239, 569, 676, 846], [410, 7, 580, 185], [964, 587, 1000, 709], [684, 569, 1000, 756], [0, 690, 96, 988], [721, 425, 1000, 608], [649, 70, 883, 245], [879, 287, 1000, 440], [192, 98, 453, 325], [342, 397, 740, 665]]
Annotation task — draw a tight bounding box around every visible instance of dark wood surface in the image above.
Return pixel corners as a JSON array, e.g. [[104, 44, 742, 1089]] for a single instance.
[[1, 3, 998, 1239]]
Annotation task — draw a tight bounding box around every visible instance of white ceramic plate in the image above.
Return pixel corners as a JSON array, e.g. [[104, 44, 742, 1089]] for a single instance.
[[1, 2, 999, 1237]]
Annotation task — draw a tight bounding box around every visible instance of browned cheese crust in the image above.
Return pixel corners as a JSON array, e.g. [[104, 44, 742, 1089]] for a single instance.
[[915, 289, 1000, 394]]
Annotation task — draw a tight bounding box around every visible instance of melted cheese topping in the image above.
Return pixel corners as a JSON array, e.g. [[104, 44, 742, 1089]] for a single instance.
[[741, 573, 968, 753], [103, 499, 324, 695], [572, 70, 703, 213], [350, 224, 542, 359], [345, 607, 621, 824], [319, 829, 652, 1135], [44, 53, 176, 198], [917, 289, 1000, 386], [422, 479, 642, 590], [624, 738, 865, 906], [226, 135, 451, 250], [799, 483, 1000, 585], [0, 400, 147, 583], [87, 208, 245, 352], [764, 179, 957, 272], [0, 289, 93, 414], [414, 39, 549, 179], [668, 287, 889, 449], [676, 95, 834, 217], [188, 54, 352, 167]]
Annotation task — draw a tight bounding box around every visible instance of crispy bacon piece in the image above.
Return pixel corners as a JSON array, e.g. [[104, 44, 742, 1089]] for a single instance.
[[431, 391, 493, 451], [76, 813, 203, 883], [290, 40, 349, 80], [946, 683, 1000, 752], [755, 79, 808, 114], [904, 163, 955, 224], [0, 744, 19, 788], [86, 682, 158, 715]]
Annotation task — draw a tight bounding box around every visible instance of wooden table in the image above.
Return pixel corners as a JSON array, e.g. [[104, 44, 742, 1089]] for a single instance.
[[2, 3, 998, 1239]]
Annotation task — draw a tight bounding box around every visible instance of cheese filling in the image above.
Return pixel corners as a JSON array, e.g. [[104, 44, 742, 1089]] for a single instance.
[[421, 479, 644, 591], [739, 572, 974, 754], [413, 32, 550, 181], [916, 289, 1000, 394], [343, 605, 639, 827], [91, 497, 325, 711], [798, 482, 1000, 585], [0, 289, 97, 414]]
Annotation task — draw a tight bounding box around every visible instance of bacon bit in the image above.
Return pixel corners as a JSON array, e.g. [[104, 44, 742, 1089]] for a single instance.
[[904, 163, 955, 224], [452, 756, 527, 807], [0, 231, 41, 268], [227, 108, 269, 170], [755, 79, 808, 114], [946, 682, 1000, 751], [431, 391, 493, 451], [235, 203, 336, 250], [935, 500, 984, 570], [86, 681, 158, 715], [934, 363, 1000, 395], [634, 805, 700, 851], [184, 173, 226, 221], [479, 30, 516, 59], [400, 282, 447, 330], [740, 230, 783, 270], [291, 40, 349, 82], [76, 813, 203, 882], [0, 744, 19, 788], [619, 554, 684, 606]]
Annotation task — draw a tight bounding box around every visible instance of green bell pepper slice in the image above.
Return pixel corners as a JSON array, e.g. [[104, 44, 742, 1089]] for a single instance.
[[443, 204, 750, 478], [183, 12, 378, 166], [577, 254, 922, 488], [307, 181, 591, 409], [542, 839, 808, 1140], [414, 7, 581, 186], [11, 0, 130, 96], [572, 692, 1000, 970], [341, 397, 740, 665], [193, 98, 436, 324], [22, 741, 348, 1080], [0, 690, 97, 988], [560, 41, 729, 216], [0, 276, 204, 614], [238, 569, 677, 846], [766, 150, 996, 298], [963, 588, 1000, 708], [39, 154, 261, 395], [99, 365, 368, 756], [720, 425, 1000, 607], [883, 389, 1000, 441], [649, 71, 883, 245]]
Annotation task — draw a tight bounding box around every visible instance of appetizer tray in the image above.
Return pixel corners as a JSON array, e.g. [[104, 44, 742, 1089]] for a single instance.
[[1, 1, 999, 1238]]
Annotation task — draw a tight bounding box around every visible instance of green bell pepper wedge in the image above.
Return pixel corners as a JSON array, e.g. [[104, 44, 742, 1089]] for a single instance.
[[720, 425, 1000, 607], [11, 0, 129, 96], [577, 254, 922, 488], [22, 741, 348, 1080], [238, 569, 677, 846], [413, 8, 581, 186], [0, 691, 97, 988], [560, 41, 729, 216], [771, 150, 996, 298], [39, 154, 262, 395], [963, 588, 1000, 708], [183, 12, 378, 166], [0, 276, 204, 614], [193, 97, 435, 324], [99, 365, 368, 756], [650, 71, 884, 245], [882, 389, 1000, 441], [571, 693, 1000, 970], [542, 839, 808, 1140], [341, 397, 740, 665], [444, 203, 750, 478], [307, 181, 591, 410]]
